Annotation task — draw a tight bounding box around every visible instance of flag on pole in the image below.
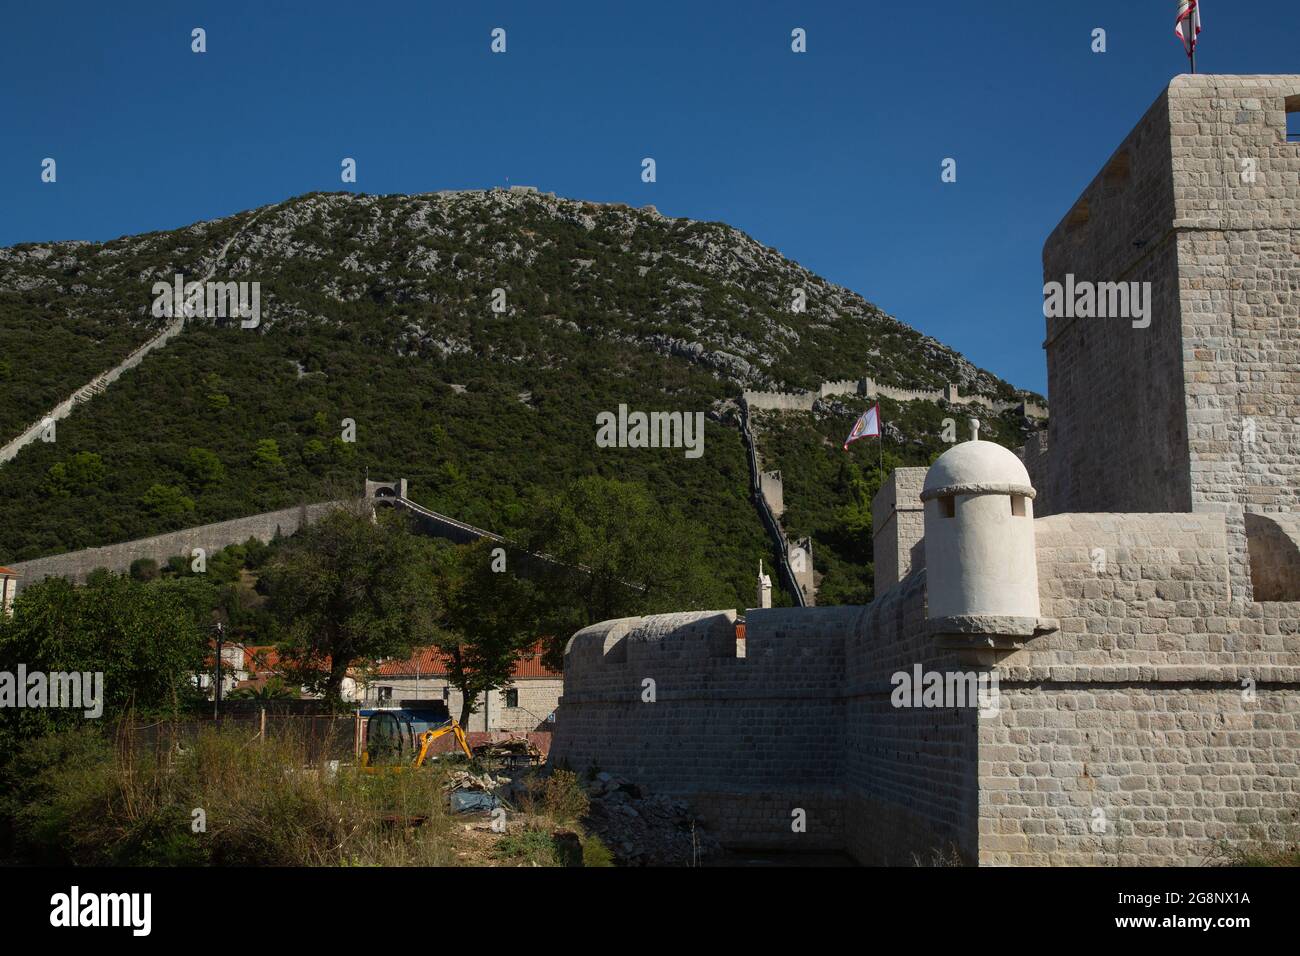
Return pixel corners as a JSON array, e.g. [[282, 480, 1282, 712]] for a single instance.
[[843, 403, 881, 450], [1175, 0, 1202, 56]]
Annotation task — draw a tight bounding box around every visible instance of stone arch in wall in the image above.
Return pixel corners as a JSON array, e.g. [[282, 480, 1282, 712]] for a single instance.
[[1244, 512, 1300, 602]]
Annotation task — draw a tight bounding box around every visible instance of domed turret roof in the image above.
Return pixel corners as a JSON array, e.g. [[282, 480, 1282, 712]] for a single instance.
[[921, 440, 1036, 501]]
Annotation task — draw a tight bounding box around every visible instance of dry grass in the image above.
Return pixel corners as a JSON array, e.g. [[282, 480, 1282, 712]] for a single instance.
[[2, 724, 461, 866]]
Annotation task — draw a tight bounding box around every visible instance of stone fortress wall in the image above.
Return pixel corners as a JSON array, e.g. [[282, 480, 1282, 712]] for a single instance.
[[7, 502, 342, 586], [742, 376, 1048, 419], [7, 482, 509, 593], [552, 76, 1300, 865]]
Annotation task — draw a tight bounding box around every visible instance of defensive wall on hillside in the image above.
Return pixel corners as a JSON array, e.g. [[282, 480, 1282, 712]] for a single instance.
[[7, 481, 540, 593], [7, 501, 342, 586], [741, 377, 1048, 419], [0, 316, 184, 466]]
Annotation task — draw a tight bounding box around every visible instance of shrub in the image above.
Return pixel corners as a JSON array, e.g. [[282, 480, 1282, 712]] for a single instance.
[[540, 769, 589, 825], [0, 724, 459, 867]]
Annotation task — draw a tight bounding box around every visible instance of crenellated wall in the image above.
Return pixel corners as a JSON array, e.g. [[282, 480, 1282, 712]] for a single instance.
[[741, 377, 1046, 419]]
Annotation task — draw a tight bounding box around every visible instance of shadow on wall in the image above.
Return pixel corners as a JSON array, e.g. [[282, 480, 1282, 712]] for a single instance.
[[1245, 513, 1300, 602]]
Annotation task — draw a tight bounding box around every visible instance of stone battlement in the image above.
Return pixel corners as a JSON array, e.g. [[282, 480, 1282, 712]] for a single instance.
[[742, 376, 1045, 419]]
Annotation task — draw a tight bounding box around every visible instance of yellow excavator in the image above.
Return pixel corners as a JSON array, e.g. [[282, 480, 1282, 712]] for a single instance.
[[361, 703, 473, 772]]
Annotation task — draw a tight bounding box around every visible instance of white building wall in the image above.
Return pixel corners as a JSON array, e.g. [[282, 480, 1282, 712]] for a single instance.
[[361, 676, 561, 732]]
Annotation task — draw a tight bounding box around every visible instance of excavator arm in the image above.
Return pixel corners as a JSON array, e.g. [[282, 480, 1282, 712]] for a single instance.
[[362, 712, 473, 771], [412, 721, 474, 765]]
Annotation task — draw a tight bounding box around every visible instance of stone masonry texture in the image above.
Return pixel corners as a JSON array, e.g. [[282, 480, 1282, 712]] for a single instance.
[[554, 77, 1300, 865]]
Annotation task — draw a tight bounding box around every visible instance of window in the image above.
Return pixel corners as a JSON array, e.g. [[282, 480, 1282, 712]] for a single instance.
[[1011, 495, 1027, 517], [441, 686, 450, 701], [505, 688, 519, 708], [376, 686, 393, 704], [940, 495, 955, 518], [1287, 94, 1300, 141]]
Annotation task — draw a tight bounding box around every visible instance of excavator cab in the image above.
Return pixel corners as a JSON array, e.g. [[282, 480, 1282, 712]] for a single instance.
[[361, 701, 473, 771]]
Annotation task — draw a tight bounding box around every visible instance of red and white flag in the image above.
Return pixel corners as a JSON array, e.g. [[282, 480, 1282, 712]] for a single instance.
[[1175, 0, 1202, 56], [843, 403, 881, 450]]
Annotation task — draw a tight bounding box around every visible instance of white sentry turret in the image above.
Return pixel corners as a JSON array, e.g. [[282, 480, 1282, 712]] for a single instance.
[[921, 436, 1055, 660]]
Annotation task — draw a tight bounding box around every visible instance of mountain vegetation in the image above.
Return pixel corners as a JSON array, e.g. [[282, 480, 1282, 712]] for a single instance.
[[0, 189, 1043, 610]]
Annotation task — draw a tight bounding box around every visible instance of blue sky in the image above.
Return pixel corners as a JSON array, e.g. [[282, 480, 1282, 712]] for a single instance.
[[2, 1, 1296, 394]]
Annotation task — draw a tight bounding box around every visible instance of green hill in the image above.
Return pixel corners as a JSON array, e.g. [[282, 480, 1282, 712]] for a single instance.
[[0, 189, 1043, 607]]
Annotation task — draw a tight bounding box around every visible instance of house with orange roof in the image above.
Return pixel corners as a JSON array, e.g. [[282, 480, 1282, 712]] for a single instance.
[[358, 643, 561, 733]]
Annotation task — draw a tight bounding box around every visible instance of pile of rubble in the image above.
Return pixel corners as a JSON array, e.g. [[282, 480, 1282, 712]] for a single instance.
[[581, 772, 722, 866], [446, 769, 501, 813]]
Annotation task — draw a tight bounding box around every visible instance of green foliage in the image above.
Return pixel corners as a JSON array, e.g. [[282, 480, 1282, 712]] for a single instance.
[[140, 483, 195, 519], [182, 447, 225, 486], [129, 557, 160, 581], [539, 769, 589, 825], [228, 676, 296, 701], [0, 193, 1037, 619], [0, 574, 210, 751], [0, 725, 457, 866], [582, 833, 615, 867], [252, 438, 284, 472], [433, 539, 539, 726], [43, 451, 106, 497], [261, 505, 441, 703], [522, 475, 732, 667]]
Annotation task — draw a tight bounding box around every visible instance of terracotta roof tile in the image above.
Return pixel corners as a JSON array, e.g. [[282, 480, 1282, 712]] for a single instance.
[[375, 642, 560, 679]]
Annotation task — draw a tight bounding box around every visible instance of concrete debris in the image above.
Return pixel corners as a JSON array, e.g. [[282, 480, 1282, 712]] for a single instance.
[[445, 769, 503, 814], [471, 736, 544, 768], [581, 772, 722, 867]]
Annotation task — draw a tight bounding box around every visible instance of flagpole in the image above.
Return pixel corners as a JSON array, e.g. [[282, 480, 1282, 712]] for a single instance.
[[878, 411, 884, 481]]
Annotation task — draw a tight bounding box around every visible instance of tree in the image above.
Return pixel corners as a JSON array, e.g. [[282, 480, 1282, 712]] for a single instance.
[[260, 504, 440, 705], [228, 676, 297, 702], [140, 483, 194, 518], [523, 476, 727, 669], [0, 574, 209, 750], [43, 451, 106, 497], [252, 439, 283, 472], [433, 540, 538, 727], [183, 447, 225, 487]]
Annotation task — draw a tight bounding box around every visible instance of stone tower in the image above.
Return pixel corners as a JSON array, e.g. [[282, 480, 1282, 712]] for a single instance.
[[1036, 75, 1300, 598]]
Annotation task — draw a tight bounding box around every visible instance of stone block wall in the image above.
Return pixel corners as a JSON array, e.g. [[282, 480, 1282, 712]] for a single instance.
[[977, 512, 1300, 865], [1041, 85, 1190, 517], [759, 469, 784, 519], [9, 501, 342, 588], [871, 467, 927, 596], [552, 507, 1300, 865], [551, 608, 853, 851], [551, 589, 983, 862], [842, 571, 981, 864]]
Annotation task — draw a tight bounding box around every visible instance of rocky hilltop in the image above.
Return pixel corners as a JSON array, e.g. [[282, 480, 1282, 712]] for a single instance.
[[0, 189, 1041, 604]]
